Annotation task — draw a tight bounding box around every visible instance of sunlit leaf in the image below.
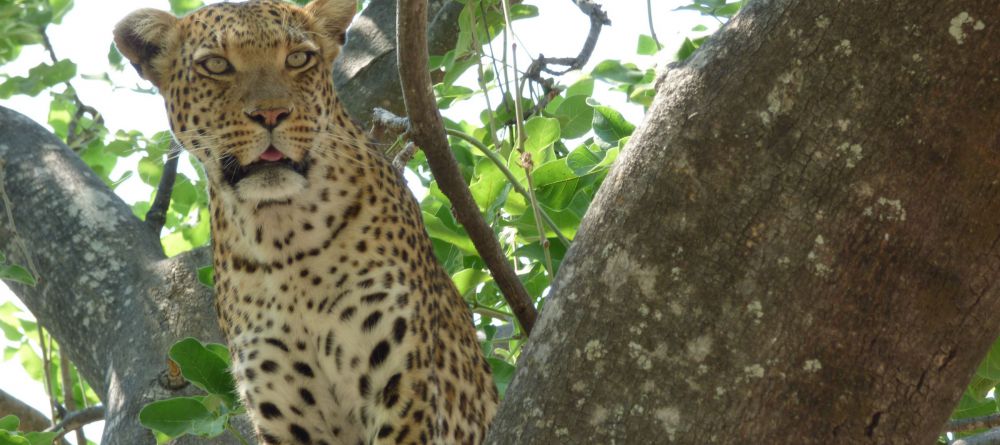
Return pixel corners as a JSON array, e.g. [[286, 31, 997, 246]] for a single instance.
[[637, 34, 660, 55], [139, 397, 226, 438], [0, 265, 36, 287], [168, 338, 238, 408]]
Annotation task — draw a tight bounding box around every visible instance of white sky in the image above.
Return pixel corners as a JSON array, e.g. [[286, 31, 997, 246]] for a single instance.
[[0, 1, 710, 442]]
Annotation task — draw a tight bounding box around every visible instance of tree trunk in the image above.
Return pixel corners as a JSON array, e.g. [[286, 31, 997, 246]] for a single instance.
[[487, 1, 1000, 444]]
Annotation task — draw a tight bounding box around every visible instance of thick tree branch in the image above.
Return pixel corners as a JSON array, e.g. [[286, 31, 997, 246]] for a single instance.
[[0, 388, 52, 432], [396, 0, 538, 334], [0, 107, 248, 445]]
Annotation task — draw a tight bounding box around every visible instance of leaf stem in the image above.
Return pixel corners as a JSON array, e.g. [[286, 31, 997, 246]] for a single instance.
[[445, 129, 570, 247], [500, 0, 555, 278], [470, 302, 515, 320]]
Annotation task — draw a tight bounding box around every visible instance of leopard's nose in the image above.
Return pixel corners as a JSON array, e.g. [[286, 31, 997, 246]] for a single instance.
[[246, 107, 291, 130]]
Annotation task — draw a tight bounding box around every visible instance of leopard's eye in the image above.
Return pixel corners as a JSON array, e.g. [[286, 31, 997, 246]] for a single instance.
[[200, 56, 232, 75], [286, 51, 314, 69]]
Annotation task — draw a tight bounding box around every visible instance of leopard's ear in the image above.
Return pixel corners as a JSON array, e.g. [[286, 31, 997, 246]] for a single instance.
[[113, 8, 178, 87], [304, 0, 356, 47]]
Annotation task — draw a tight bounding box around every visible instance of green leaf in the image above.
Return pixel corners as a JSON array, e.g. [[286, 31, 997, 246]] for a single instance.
[[139, 397, 226, 438], [0, 415, 19, 432], [423, 210, 476, 254], [553, 95, 594, 139], [0, 430, 30, 445], [676, 37, 702, 61], [161, 231, 193, 257], [588, 99, 635, 143], [509, 4, 539, 20], [523, 117, 560, 157], [975, 337, 1000, 380], [0, 265, 36, 287], [0, 320, 20, 342], [204, 343, 231, 365], [952, 385, 999, 419], [637, 34, 660, 55], [0, 60, 76, 98], [107, 42, 124, 70], [566, 144, 605, 176], [488, 358, 516, 398], [565, 77, 594, 97], [168, 338, 238, 407], [169, 0, 204, 15], [591, 60, 644, 84], [138, 155, 163, 186], [469, 159, 509, 214], [23, 431, 59, 445], [47, 0, 74, 24], [197, 266, 214, 288], [452, 269, 488, 297]]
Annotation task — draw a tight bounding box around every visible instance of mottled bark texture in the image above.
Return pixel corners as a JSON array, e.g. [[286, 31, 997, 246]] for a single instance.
[[488, 1, 1000, 444], [0, 2, 463, 443], [0, 108, 242, 444]]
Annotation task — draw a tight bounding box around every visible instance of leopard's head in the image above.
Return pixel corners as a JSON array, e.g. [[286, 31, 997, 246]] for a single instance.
[[114, 0, 355, 204]]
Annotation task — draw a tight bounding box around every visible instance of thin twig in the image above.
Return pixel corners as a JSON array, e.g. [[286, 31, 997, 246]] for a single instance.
[[952, 427, 1000, 445], [645, 0, 662, 50], [59, 357, 86, 445], [471, 306, 514, 320], [37, 327, 57, 422], [948, 413, 1000, 433], [503, 0, 554, 278], [509, 0, 610, 124], [41, 27, 103, 150], [145, 141, 181, 236], [397, 0, 538, 334], [45, 406, 104, 440]]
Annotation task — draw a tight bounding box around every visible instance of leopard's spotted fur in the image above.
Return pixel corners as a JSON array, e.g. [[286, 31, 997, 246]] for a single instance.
[[113, 1, 498, 443]]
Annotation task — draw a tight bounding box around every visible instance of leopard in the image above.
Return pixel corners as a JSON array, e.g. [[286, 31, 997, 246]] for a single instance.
[[112, 1, 499, 443]]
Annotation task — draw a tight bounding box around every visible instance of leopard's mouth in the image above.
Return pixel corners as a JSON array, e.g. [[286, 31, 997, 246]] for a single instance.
[[220, 146, 310, 187]]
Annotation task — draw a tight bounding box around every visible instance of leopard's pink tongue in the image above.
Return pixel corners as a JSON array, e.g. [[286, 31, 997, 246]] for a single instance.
[[260, 146, 285, 162]]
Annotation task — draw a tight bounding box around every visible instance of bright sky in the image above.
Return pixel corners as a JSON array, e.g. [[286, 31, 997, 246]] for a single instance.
[[0, 0, 709, 442]]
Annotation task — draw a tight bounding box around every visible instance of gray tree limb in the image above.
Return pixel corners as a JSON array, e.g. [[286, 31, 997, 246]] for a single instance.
[[0, 107, 244, 444], [0, 388, 52, 432], [487, 0, 1000, 444]]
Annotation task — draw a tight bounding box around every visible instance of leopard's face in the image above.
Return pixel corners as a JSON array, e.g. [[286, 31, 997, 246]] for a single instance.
[[114, 0, 355, 204]]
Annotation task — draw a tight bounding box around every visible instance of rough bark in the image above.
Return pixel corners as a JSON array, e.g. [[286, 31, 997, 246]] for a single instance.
[[0, 107, 247, 444], [488, 1, 1000, 444]]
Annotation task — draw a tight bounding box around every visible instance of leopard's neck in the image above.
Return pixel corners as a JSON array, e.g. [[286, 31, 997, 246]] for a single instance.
[[207, 114, 404, 268]]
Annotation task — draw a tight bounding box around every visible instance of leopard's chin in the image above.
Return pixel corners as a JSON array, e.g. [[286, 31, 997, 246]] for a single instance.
[[219, 152, 311, 204]]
